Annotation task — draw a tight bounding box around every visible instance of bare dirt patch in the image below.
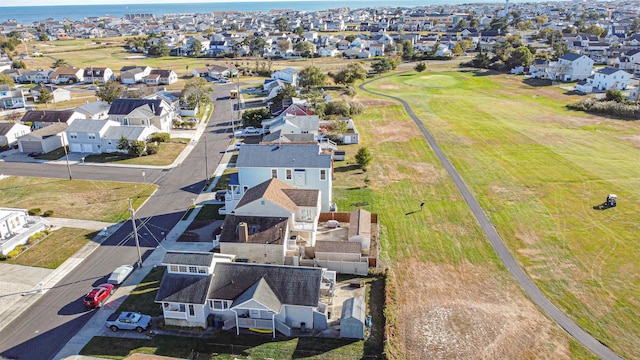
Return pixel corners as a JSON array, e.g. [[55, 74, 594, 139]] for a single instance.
[[616, 134, 640, 149], [374, 160, 443, 188], [388, 259, 571, 359], [374, 122, 419, 143], [357, 98, 396, 107], [378, 84, 402, 90]]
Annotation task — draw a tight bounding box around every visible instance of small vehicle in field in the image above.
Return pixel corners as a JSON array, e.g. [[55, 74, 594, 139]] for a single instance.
[[108, 265, 135, 285], [105, 311, 152, 333], [83, 283, 114, 308]]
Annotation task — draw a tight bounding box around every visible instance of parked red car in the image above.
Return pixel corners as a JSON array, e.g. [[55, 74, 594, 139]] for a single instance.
[[83, 283, 115, 308]]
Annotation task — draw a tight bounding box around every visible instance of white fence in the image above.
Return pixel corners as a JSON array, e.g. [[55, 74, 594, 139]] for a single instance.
[[313, 259, 369, 276]]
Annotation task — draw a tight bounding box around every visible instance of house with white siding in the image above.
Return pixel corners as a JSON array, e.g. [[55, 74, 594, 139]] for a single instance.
[[154, 251, 333, 337], [108, 98, 173, 132], [0, 208, 49, 256]]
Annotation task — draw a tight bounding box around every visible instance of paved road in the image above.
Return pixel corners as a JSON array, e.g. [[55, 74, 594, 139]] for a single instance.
[[0, 84, 237, 360], [360, 76, 623, 360]]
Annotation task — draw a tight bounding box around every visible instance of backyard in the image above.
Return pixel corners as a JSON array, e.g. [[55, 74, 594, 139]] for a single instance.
[[0, 176, 157, 222], [332, 65, 639, 359]]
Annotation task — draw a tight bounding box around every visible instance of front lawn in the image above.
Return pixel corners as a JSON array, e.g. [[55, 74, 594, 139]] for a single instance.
[[0, 176, 156, 222], [116, 266, 164, 317], [84, 138, 188, 166], [194, 204, 224, 221], [4, 228, 97, 268], [34, 146, 67, 160]]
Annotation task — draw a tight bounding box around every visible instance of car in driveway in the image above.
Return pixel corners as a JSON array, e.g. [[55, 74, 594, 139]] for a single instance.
[[107, 265, 135, 285], [243, 126, 263, 136], [83, 283, 114, 309], [105, 311, 152, 332]]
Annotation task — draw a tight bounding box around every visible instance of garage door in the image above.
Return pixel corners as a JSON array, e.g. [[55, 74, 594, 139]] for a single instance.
[[69, 143, 82, 152], [81, 143, 93, 153], [19, 140, 43, 154]]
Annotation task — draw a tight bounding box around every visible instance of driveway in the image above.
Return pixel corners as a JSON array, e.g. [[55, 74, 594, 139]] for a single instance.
[[360, 73, 622, 360]]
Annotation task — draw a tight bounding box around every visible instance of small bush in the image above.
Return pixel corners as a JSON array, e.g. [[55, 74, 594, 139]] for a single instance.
[[345, 86, 357, 97], [43, 210, 54, 217], [146, 142, 159, 155], [0, 254, 6, 261], [28, 208, 41, 216], [7, 245, 23, 258], [349, 101, 365, 116], [150, 133, 170, 143]]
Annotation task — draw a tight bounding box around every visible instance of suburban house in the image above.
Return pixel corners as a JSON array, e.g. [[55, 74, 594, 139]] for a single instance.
[[320, 118, 359, 144], [66, 118, 157, 153], [20, 109, 84, 130], [264, 114, 319, 136], [120, 66, 152, 84], [83, 67, 114, 83], [108, 98, 173, 132], [0, 123, 30, 148], [144, 69, 178, 85], [191, 65, 237, 79], [271, 68, 298, 87], [0, 84, 25, 109], [225, 144, 333, 213], [217, 177, 321, 264], [75, 100, 111, 119], [49, 66, 85, 84], [616, 49, 640, 74], [31, 84, 71, 103], [550, 53, 594, 82], [154, 251, 334, 337], [17, 122, 68, 154], [590, 67, 631, 91], [0, 208, 49, 256]]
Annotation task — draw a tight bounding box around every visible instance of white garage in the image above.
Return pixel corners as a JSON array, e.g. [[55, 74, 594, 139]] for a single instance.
[[17, 123, 68, 154]]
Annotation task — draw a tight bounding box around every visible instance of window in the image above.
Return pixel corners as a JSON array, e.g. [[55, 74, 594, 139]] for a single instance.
[[88, 133, 96, 140], [271, 169, 278, 178], [198, 267, 206, 274], [320, 169, 327, 181], [188, 304, 195, 316], [286, 169, 292, 180], [179, 265, 187, 273], [188, 266, 197, 273], [170, 265, 178, 272], [210, 300, 229, 310], [69, 132, 78, 139], [300, 208, 313, 221]]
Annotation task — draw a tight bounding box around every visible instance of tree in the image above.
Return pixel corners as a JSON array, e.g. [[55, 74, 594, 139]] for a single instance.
[[583, 25, 606, 38], [331, 120, 348, 134], [552, 42, 569, 59], [489, 17, 508, 32], [12, 60, 26, 69], [117, 136, 129, 152], [0, 73, 15, 87], [149, 39, 170, 57], [298, 65, 327, 88], [452, 43, 464, 56], [39, 33, 49, 42], [269, 83, 297, 110], [355, 147, 372, 172], [455, 19, 467, 30], [242, 108, 271, 128], [471, 50, 491, 68], [182, 77, 211, 109], [331, 63, 367, 86], [400, 39, 415, 60], [507, 46, 534, 68], [344, 34, 356, 42], [371, 58, 393, 74], [188, 39, 202, 57], [37, 88, 53, 104], [274, 18, 289, 31], [469, 18, 479, 28], [95, 80, 124, 104], [294, 26, 304, 36], [414, 62, 427, 72], [129, 140, 146, 157], [52, 59, 67, 68], [534, 15, 547, 30], [294, 41, 315, 57], [605, 89, 624, 103], [277, 39, 291, 54]]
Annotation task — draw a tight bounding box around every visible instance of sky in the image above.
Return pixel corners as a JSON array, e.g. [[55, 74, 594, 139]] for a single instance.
[[7, 0, 352, 6]]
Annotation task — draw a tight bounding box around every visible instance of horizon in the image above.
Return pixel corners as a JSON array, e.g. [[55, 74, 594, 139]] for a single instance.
[[2, 0, 552, 8]]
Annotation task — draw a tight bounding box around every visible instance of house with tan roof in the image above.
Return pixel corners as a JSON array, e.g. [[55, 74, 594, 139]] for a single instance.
[[49, 66, 84, 84]]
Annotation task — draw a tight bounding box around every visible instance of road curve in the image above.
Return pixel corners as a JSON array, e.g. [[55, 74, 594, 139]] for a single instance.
[[359, 74, 623, 360]]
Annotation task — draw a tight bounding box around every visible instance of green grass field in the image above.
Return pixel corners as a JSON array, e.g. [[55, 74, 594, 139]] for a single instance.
[[5, 228, 96, 269], [84, 138, 187, 166], [0, 177, 157, 223], [356, 69, 639, 359]]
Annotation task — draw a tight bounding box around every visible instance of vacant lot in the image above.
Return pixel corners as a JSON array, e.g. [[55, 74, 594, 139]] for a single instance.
[[345, 68, 639, 359], [85, 138, 188, 166], [0, 177, 156, 223], [6, 228, 96, 269]]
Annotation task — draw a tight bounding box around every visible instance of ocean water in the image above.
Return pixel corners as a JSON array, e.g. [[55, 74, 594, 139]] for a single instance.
[[0, 1, 541, 24]]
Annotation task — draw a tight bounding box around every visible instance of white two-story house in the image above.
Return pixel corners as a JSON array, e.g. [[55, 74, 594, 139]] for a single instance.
[[108, 98, 173, 132], [154, 251, 333, 337], [550, 53, 594, 82], [591, 67, 631, 91], [224, 144, 333, 213]]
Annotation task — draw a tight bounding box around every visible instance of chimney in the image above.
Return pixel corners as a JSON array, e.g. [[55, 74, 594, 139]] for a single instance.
[[238, 222, 249, 242]]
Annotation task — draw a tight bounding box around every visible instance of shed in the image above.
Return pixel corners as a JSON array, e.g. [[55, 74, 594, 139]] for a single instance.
[[340, 296, 366, 339]]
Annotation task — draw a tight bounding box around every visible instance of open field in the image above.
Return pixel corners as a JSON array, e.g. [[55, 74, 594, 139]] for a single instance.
[[5, 227, 96, 269], [346, 67, 639, 359], [0, 176, 157, 223]]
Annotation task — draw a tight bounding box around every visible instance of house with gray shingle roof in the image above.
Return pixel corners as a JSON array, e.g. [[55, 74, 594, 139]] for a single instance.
[[65, 119, 119, 153], [108, 98, 173, 132], [218, 177, 320, 264], [75, 100, 111, 119], [154, 251, 332, 336], [17, 122, 68, 154], [0, 122, 30, 148], [228, 144, 332, 212]]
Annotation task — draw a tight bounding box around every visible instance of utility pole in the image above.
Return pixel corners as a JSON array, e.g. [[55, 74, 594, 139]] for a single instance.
[[128, 198, 143, 268], [59, 119, 72, 180]]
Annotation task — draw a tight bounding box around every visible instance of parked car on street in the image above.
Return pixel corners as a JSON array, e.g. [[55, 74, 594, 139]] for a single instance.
[[107, 265, 135, 285], [105, 311, 152, 332], [83, 283, 114, 308]]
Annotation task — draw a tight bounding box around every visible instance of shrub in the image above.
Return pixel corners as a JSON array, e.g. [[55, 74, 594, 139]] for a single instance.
[[349, 101, 365, 116], [345, 86, 357, 97], [150, 133, 170, 143], [567, 100, 640, 120], [28, 208, 41, 216], [7, 245, 23, 258], [146, 142, 159, 155], [43, 210, 54, 217]]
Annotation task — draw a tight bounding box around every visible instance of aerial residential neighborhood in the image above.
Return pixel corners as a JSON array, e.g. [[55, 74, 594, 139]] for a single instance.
[[0, 0, 639, 359]]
